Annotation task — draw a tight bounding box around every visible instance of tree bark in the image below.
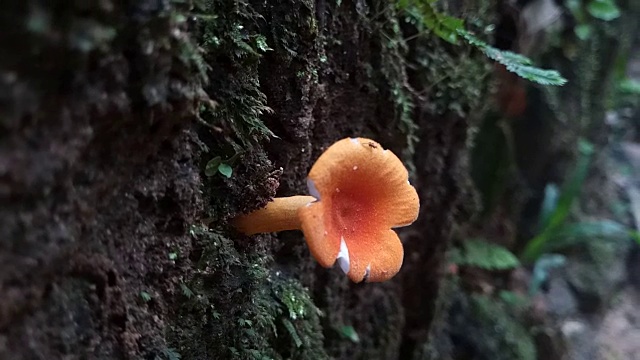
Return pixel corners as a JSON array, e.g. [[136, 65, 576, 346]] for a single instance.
[[0, 1, 493, 359]]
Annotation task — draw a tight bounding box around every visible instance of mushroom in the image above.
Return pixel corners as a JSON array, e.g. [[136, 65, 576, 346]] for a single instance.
[[232, 137, 420, 282]]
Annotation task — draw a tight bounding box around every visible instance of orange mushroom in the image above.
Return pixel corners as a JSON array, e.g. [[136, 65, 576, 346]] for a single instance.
[[232, 137, 420, 282]]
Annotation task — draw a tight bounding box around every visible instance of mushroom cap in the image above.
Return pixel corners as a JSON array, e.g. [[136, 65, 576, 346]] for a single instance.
[[298, 137, 420, 282]]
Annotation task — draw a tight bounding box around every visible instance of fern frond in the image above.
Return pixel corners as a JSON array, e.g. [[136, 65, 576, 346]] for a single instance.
[[458, 30, 567, 86], [180, 283, 195, 299], [282, 319, 303, 348], [396, 0, 568, 86]]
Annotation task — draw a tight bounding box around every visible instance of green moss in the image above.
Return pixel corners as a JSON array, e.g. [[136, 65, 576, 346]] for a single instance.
[[380, 11, 419, 174], [271, 278, 329, 359], [349, 1, 495, 175], [360, 2, 418, 173], [411, 38, 492, 119], [168, 226, 328, 359], [194, 0, 276, 148], [400, 0, 494, 120]]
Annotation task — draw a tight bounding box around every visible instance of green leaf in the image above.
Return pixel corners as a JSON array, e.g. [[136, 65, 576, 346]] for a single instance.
[[162, 348, 182, 360], [168, 252, 178, 260], [538, 183, 560, 230], [140, 291, 152, 302], [541, 220, 630, 252], [587, 0, 621, 21], [282, 319, 303, 348], [397, 0, 463, 44], [396, 1, 566, 86], [204, 156, 222, 177], [521, 139, 594, 262], [574, 24, 592, 40], [619, 78, 640, 95], [458, 30, 567, 86], [218, 163, 233, 178], [338, 325, 360, 343], [180, 283, 195, 299], [255, 35, 272, 52], [452, 239, 520, 270]]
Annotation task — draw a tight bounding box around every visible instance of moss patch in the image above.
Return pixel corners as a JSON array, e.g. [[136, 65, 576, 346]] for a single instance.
[[168, 226, 328, 359]]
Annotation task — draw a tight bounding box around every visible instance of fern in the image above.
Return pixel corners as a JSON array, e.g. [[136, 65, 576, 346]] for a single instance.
[[180, 283, 195, 299], [450, 239, 520, 270], [282, 319, 303, 348], [140, 291, 152, 302], [458, 30, 568, 86], [396, 0, 568, 86], [161, 348, 182, 360], [398, 0, 463, 44]]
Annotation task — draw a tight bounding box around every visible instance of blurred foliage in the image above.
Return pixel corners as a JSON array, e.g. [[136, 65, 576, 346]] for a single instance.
[[449, 239, 520, 271], [521, 140, 637, 262], [444, 279, 537, 360], [529, 254, 567, 295], [520, 139, 595, 261], [469, 294, 537, 360], [470, 113, 515, 217]]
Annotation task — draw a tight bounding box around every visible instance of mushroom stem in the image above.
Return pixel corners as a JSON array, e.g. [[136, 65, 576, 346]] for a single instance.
[[232, 195, 317, 235]]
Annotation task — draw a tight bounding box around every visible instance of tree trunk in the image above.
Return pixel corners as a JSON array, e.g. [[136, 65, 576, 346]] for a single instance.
[[0, 1, 493, 359]]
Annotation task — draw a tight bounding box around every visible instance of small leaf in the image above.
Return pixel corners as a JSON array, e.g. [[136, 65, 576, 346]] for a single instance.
[[162, 348, 182, 360], [204, 156, 222, 177], [453, 239, 520, 270], [587, 0, 621, 21], [338, 325, 360, 343], [168, 252, 178, 260], [180, 283, 195, 299], [218, 163, 233, 178], [574, 24, 592, 40], [255, 35, 272, 52], [140, 291, 152, 302], [283, 319, 303, 348]]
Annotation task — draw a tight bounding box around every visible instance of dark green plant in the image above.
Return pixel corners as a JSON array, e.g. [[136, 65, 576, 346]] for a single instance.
[[204, 152, 242, 178], [449, 239, 520, 271]]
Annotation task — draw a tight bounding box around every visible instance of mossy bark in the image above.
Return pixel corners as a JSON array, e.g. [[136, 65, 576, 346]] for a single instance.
[[0, 1, 494, 359]]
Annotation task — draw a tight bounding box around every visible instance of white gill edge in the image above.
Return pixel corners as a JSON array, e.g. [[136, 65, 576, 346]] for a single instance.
[[337, 237, 350, 274], [307, 178, 320, 200]]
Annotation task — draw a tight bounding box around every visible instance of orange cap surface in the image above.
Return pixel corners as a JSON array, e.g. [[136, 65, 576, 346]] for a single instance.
[[298, 137, 420, 282]]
